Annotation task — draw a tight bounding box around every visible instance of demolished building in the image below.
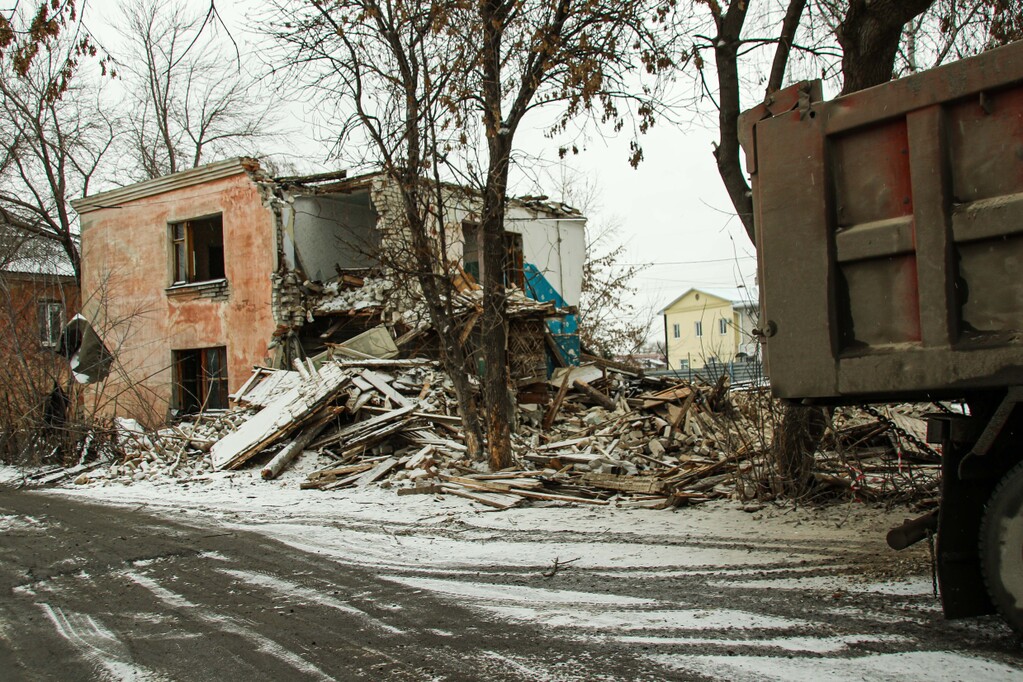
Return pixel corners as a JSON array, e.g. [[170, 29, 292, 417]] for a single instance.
[[71, 158, 585, 425]]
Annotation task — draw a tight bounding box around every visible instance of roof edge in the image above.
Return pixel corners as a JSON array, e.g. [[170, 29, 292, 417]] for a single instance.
[[71, 157, 260, 214]]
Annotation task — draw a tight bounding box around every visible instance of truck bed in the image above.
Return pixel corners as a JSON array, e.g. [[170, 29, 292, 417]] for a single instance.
[[740, 40, 1023, 402]]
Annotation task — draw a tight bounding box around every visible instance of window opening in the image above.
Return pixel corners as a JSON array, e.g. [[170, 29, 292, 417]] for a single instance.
[[38, 300, 63, 348], [461, 223, 524, 289], [695, 321, 703, 337], [171, 215, 224, 284], [173, 347, 228, 412]]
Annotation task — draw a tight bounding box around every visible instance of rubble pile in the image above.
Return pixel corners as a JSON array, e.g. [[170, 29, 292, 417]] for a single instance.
[[80, 413, 251, 486], [73, 355, 928, 509], [314, 276, 395, 315], [54, 343, 938, 507]]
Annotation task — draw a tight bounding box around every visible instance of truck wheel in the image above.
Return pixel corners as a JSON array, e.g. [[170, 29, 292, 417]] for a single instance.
[[980, 460, 1023, 634]]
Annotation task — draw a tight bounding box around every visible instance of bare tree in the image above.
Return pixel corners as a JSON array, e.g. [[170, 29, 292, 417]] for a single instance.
[[0, 26, 116, 282], [116, 0, 273, 180], [688, 0, 1018, 496], [271, 0, 682, 469], [268, 1, 489, 460]]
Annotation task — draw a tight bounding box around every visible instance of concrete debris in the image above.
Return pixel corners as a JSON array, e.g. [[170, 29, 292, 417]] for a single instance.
[[62, 360, 943, 510]]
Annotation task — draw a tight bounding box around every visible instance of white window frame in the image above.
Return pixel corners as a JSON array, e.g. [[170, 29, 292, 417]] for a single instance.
[[38, 300, 63, 348], [719, 318, 728, 335], [694, 321, 703, 337], [672, 323, 680, 339]]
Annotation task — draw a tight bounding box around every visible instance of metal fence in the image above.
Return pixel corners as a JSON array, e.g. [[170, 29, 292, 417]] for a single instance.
[[647, 359, 767, 387]]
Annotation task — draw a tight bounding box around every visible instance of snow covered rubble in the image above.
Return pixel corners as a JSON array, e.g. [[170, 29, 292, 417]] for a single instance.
[[47, 358, 943, 514]]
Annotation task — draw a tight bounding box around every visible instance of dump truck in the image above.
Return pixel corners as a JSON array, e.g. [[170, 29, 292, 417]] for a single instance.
[[739, 38, 1023, 632]]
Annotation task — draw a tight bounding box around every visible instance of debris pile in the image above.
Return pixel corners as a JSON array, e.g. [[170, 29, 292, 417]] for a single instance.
[[53, 349, 939, 509]]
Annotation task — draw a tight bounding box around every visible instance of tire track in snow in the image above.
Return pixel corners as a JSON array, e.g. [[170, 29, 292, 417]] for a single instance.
[[122, 570, 334, 681], [38, 603, 168, 681], [216, 567, 406, 635]]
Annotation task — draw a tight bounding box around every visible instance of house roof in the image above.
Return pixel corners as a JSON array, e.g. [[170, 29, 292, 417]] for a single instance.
[[0, 231, 76, 278], [658, 286, 758, 315], [71, 157, 262, 214]]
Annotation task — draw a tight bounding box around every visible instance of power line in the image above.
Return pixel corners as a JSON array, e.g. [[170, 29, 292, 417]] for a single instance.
[[616, 255, 757, 266]]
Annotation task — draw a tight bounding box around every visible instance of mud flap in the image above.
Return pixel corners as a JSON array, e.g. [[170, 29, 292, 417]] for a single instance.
[[937, 435, 996, 618]]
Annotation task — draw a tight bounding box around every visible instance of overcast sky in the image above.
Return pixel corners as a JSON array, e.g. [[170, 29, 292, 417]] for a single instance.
[[87, 0, 759, 339]]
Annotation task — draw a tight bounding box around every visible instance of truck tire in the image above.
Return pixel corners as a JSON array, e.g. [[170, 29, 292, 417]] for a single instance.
[[980, 460, 1023, 634]]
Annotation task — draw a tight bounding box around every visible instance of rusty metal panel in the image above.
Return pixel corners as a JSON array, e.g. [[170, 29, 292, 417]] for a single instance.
[[838, 255, 921, 349], [745, 39, 1023, 402], [753, 107, 838, 399], [947, 86, 1023, 204], [831, 119, 914, 228]]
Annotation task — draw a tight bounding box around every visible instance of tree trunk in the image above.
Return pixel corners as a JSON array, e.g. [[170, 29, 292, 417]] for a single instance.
[[771, 403, 827, 498], [837, 0, 935, 95], [712, 2, 755, 242], [394, 173, 486, 461], [479, 133, 515, 471]]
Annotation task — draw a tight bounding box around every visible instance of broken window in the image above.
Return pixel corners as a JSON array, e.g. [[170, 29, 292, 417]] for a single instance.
[[462, 222, 480, 282], [38, 300, 63, 348], [173, 347, 228, 413], [502, 232, 524, 289], [171, 215, 225, 285], [461, 224, 524, 289]]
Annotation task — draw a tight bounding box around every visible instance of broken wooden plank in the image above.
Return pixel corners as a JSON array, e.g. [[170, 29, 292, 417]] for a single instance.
[[360, 369, 411, 407], [522, 451, 601, 465], [261, 410, 336, 480], [211, 365, 351, 470], [439, 484, 520, 509], [543, 372, 572, 431], [397, 484, 444, 496], [573, 380, 615, 411], [579, 472, 666, 495], [307, 461, 376, 481], [536, 436, 589, 452], [667, 391, 697, 439], [354, 457, 400, 487]]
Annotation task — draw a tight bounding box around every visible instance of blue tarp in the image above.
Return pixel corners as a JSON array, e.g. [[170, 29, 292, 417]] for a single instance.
[[523, 263, 580, 368]]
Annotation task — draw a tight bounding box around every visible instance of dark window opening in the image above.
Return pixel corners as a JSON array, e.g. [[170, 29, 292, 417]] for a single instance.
[[462, 222, 480, 282], [503, 231, 524, 289], [173, 347, 228, 412], [461, 223, 524, 289], [38, 300, 64, 348], [171, 215, 225, 284]]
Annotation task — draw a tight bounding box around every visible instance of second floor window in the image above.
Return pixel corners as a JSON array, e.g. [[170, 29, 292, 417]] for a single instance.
[[695, 321, 703, 337], [719, 318, 728, 335], [172, 215, 225, 285], [672, 323, 680, 339]]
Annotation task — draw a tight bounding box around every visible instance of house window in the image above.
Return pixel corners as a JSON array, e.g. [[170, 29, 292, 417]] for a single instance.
[[695, 321, 703, 337], [461, 223, 524, 289], [171, 215, 225, 285], [173, 347, 228, 413], [719, 318, 728, 335], [503, 232, 524, 289], [672, 323, 680, 339], [38, 300, 64, 348]]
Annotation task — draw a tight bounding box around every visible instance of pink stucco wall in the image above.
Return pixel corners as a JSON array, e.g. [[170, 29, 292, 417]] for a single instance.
[[79, 170, 276, 425]]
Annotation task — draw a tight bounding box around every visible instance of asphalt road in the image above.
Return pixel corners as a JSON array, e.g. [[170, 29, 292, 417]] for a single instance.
[[3, 487, 1023, 681], [0, 488, 677, 681]]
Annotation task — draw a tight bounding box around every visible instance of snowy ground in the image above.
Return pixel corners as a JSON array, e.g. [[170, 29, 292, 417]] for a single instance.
[[4, 459, 1023, 680]]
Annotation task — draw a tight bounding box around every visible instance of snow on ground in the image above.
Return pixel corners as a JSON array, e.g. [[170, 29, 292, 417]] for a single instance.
[[6, 459, 1023, 680]]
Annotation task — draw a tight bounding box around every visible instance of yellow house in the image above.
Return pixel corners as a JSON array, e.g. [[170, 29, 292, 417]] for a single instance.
[[660, 287, 759, 370]]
